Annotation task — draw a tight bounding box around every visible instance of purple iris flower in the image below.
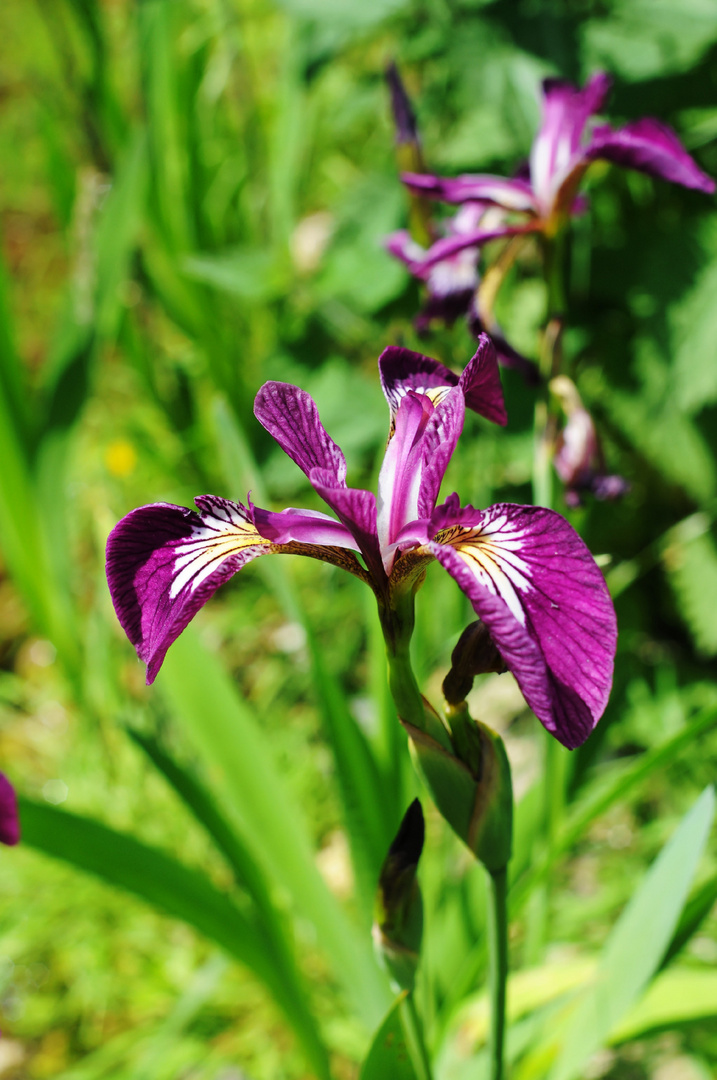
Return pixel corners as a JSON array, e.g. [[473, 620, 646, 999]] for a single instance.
[[400, 72, 714, 269], [386, 204, 539, 381], [551, 376, 629, 508], [106, 336, 616, 749], [0, 773, 20, 846]]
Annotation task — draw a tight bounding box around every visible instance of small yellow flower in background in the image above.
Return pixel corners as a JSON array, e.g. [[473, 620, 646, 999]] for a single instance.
[[105, 439, 137, 478]]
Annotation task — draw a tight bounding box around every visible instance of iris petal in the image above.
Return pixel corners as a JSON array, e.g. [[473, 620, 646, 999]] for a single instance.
[[254, 382, 347, 487], [428, 500, 616, 748], [106, 497, 271, 684]]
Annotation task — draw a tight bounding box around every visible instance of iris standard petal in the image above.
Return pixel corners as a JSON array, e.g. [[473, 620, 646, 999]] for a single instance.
[[401, 172, 539, 213], [585, 118, 716, 194], [416, 388, 466, 519], [106, 497, 271, 684], [377, 393, 434, 569], [427, 500, 616, 748], [254, 382, 348, 486], [530, 73, 612, 206], [379, 335, 506, 429], [0, 773, 20, 846]]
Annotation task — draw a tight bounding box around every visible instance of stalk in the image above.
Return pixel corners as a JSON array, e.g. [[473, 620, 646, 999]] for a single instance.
[[486, 867, 509, 1080], [400, 991, 434, 1080]]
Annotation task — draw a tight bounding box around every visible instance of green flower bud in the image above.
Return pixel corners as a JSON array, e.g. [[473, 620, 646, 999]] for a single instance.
[[373, 799, 425, 992], [402, 699, 512, 873]]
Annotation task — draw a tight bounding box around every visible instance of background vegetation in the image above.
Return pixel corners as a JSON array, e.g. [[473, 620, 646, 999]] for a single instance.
[[1, 0, 717, 1077]]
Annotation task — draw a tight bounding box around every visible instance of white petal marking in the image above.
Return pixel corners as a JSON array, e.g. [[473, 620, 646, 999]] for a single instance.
[[437, 522, 533, 625], [169, 513, 268, 598]]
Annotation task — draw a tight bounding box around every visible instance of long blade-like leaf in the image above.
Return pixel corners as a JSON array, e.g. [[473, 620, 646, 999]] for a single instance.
[[18, 797, 330, 1078]]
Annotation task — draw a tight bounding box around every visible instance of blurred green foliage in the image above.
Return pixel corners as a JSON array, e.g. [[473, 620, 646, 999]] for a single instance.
[[1, 0, 717, 1077]]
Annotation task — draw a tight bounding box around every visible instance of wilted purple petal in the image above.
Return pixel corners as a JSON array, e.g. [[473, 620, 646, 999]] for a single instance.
[[254, 383, 347, 487], [106, 497, 271, 684], [427, 500, 616, 748], [0, 773, 19, 846], [586, 118, 716, 194], [251, 506, 359, 548], [402, 172, 539, 213]]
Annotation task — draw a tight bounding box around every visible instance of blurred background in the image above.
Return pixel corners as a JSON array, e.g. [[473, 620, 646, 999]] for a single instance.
[[1, 0, 717, 1077]]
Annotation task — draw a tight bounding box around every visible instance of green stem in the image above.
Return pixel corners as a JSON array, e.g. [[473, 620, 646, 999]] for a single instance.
[[400, 991, 434, 1080], [487, 867, 509, 1080]]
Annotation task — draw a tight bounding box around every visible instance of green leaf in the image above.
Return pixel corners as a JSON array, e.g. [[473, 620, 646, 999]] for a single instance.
[[665, 526, 717, 656], [18, 797, 330, 1079], [182, 249, 290, 302], [611, 968, 717, 1043], [510, 705, 717, 912], [659, 870, 717, 971], [360, 993, 421, 1080], [157, 627, 391, 1027], [546, 786, 715, 1080]]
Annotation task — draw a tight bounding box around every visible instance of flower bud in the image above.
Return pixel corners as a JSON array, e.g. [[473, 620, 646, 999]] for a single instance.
[[442, 620, 507, 706], [402, 700, 512, 872], [550, 376, 629, 507], [373, 799, 425, 992]]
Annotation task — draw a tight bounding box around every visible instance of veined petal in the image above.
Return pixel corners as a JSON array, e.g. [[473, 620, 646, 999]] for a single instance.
[[379, 334, 506, 429], [254, 382, 347, 487], [585, 119, 716, 194], [0, 773, 20, 846], [251, 506, 359, 549], [427, 501, 616, 748], [401, 172, 539, 213], [106, 497, 271, 684], [377, 393, 435, 570]]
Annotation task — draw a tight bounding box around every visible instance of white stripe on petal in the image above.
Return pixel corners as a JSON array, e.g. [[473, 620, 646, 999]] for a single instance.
[[170, 513, 269, 598], [436, 523, 533, 625]]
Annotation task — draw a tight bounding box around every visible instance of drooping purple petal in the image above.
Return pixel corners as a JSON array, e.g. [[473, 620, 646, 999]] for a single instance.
[[254, 382, 347, 487], [402, 172, 539, 213], [251, 506, 360, 549], [308, 470, 385, 586], [585, 118, 716, 194], [0, 773, 19, 846], [106, 497, 271, 684], [409, 223, 538, 272], [427, 500, 616, 748], [378, 335, 506, 428], [530, 73, 612, 207]]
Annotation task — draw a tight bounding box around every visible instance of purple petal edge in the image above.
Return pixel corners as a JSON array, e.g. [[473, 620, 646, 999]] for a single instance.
[[0, 773, 20, 846], [254, 382, 348, 487], [106, 498, 269, 684], [428, 501, 617, 748], [586, 118, 715, 194]]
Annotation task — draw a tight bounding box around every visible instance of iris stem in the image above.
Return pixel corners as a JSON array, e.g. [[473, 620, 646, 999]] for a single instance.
[[487, 866, 509, 1080], [400, 991, 434, 1080]]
